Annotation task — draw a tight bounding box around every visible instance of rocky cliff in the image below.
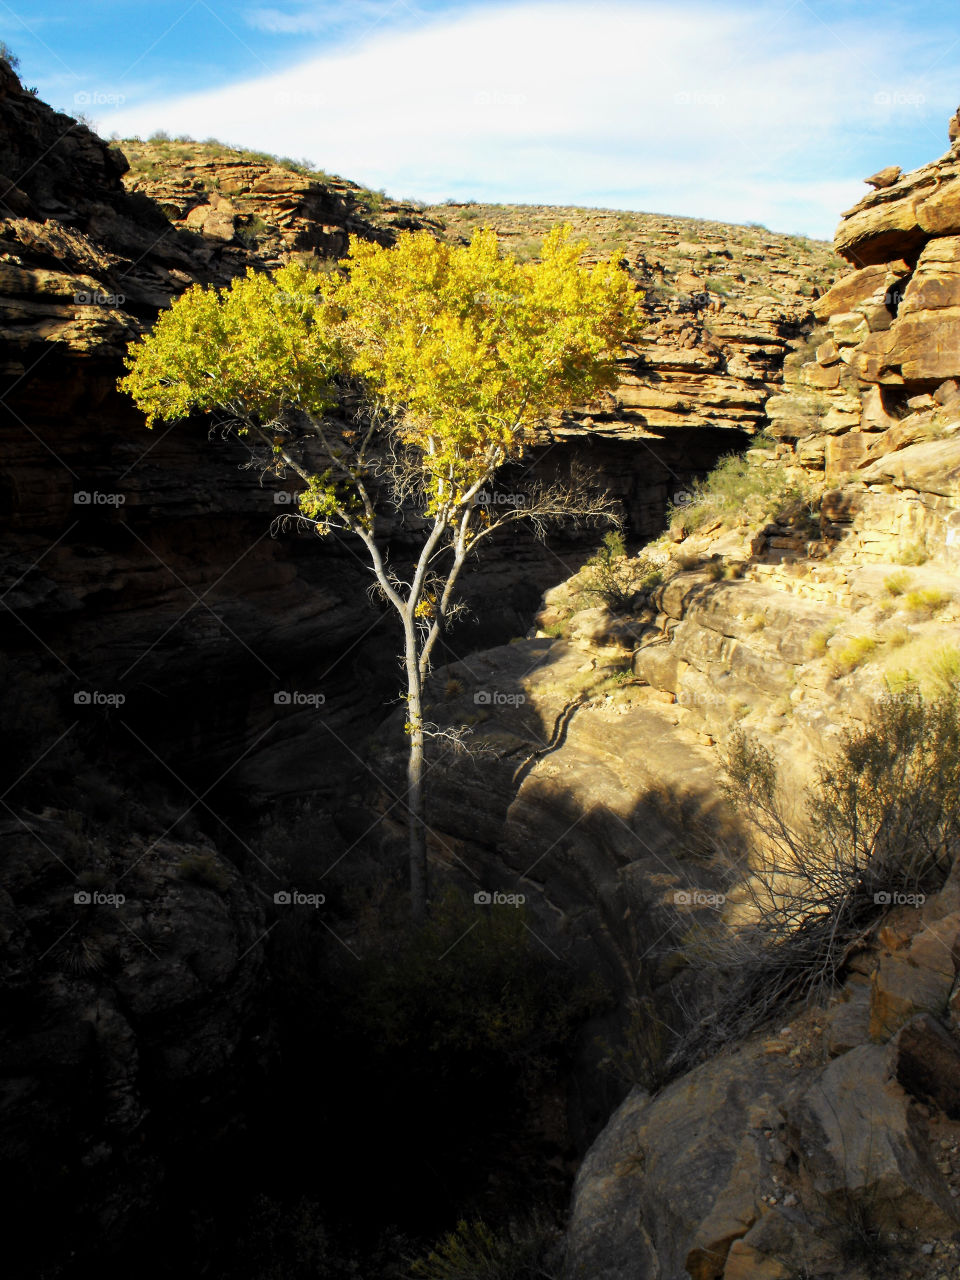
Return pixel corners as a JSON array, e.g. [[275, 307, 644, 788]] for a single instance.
[[425, 112, 960, 1279]]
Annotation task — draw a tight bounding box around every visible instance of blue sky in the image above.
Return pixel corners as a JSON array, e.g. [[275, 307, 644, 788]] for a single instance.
[[5, 0, 959, 238]]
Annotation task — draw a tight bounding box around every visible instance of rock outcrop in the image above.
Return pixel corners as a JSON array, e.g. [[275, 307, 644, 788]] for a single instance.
[[538, 113, 960, 1280], [118, 136, 443, 266], [564, 872, 960, 1280]]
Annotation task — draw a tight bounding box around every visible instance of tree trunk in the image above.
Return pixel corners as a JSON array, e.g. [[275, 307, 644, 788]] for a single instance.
[[404, 615, 428, 921]]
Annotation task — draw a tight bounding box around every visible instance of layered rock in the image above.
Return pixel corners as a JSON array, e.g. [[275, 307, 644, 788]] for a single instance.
[[118, 136, 443, 266], [434, 201, 843, 444]]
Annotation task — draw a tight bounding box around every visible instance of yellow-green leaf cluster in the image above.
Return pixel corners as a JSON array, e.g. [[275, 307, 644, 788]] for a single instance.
[[119, 229, 642, 524], [332, 226, 643, 507], [119, 262, 339, 428]]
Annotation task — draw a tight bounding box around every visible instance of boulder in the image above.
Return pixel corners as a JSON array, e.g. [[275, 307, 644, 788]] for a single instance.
[[869, 912, 960, 1039], [813, 261, 909, 319], [786, 1044, 958, 1234], [563, 1049, 796, 1280], [834, 194, 927, 268], [918, 177, 960, 236], [865, 165, 903, 190]]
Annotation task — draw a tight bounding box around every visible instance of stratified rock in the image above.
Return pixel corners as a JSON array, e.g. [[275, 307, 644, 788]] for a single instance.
[[865, 164, 903, 189], [813, 260, 909, 318]]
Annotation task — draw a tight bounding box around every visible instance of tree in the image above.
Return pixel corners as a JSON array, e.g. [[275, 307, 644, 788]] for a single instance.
[[120, 227, 643, 918]]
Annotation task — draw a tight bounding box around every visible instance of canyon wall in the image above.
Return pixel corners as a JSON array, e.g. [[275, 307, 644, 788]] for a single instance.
[[526, 116, 960, 1280]]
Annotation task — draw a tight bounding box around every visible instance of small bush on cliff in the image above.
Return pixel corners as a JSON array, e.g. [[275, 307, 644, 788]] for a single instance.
[[903, 587, 951, 617], [581, 531, 661, 611], [675, 688, 960, 1061], [828, 634, 879, 678], [667, 451, 814, 535], [581, 530, 632, 608], [409, 1213, 561, 1280], [895, 541, 928, 566]]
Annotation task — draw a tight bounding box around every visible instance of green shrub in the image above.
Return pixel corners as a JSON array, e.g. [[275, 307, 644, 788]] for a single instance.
[[883, 571, 910, 597], [176, 851, 231, 892], [236, 212, 270, 248], [0, 41, 19, 69], [881, 624, 909, 650], [903, 588, 950, 617], [581, 530, 633, 609], [929, 645, 960, 694], [895, 542, 928, 566], [409, 1213, 560, 1280], [828, 635, 879, 677], [666, 452, 816, 535]]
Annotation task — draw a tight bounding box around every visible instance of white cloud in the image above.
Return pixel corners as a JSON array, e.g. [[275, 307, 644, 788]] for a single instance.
[[97, 0, 959, 239]]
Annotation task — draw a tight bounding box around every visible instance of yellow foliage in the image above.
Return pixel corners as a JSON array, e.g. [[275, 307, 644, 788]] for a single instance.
[[119, 262, 340, 429], [333, 226, 642, 512], [119, 228, 641, 529]]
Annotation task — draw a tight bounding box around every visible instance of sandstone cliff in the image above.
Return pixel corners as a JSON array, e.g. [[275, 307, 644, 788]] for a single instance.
[[446, 113, 960, 1280]]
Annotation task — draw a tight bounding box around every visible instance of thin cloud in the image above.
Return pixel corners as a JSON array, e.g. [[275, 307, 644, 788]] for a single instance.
[[99, 0, 959, 239], [244, 1, 415, 36]]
